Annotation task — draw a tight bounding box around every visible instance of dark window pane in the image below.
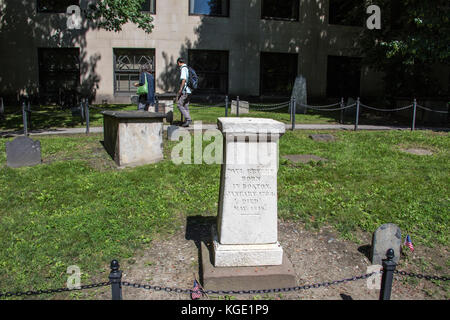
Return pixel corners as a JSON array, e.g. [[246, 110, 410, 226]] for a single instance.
[[37, 0, 79, 13], [260, 52, 298, 96], [262, 0, 299, 20], [114, 49, 155, 93], [38, 48, 80, 103], [141, 0, 156, 14], [189, 0, 229, 16], [329, 0, 364, 26], [188, 50, 228, 94], [326, 56, 361, 98]]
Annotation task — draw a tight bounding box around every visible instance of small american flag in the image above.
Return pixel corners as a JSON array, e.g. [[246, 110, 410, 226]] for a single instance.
[[404, 234, 414, 252], [191, 279, 204, 300]]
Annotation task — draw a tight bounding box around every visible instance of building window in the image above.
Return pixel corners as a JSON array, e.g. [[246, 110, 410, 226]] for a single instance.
[[114, 49, 155, 94], [189, 0, 229, 17], [261, 0, 299, 21], [38, 48, 80, 103], [328, 0, 364, 26], [260, 52, 298, 96], [141, 0, 156, 14], [326, 56, 361, 98], [37, 0, 79, 13], [188, 50, 228, 94]]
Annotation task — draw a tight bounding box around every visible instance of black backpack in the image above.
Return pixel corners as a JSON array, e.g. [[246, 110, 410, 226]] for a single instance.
[[182, 65, 199, 91]]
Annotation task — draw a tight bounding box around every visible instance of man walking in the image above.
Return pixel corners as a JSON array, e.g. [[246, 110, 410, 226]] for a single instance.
[[176, 58, 192, 127]]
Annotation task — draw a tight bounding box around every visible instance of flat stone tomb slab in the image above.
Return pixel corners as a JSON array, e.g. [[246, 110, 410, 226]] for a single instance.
[[101, 110, 166, 168]]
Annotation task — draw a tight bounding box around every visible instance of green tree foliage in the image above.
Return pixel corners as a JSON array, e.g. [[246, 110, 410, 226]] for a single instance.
[[357, 0, 449, 97], [86, 0, 154, 33]]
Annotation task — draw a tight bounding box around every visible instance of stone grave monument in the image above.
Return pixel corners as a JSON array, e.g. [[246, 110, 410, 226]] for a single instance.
[[291, 76, 307, 113], [230, 100, 249, 115], [371, 223, 402, 265], [6, 136, 42, 168], [201, 117, 296, 290], [101, 110, 166, 168]]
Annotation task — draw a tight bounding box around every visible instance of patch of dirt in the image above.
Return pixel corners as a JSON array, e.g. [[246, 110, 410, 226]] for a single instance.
[[92, 218, 448, 300]]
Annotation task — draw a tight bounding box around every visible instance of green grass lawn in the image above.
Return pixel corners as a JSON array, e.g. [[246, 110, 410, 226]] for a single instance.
[[0, 129, 448, 298]]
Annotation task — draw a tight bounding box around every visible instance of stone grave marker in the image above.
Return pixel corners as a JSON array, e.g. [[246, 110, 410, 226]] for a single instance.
[[291, 76, 307, 113], [309, 134, 336, 142], [371, 223, 402, 265], [6, 136, 42, 168], [231, 100, 249, 115], [283, 154, 328, 164], [201, 117, 296, 291]]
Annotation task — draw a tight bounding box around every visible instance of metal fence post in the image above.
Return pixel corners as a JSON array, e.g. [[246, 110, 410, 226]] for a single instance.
[[289, 96, 293, 122], [379, 249, 397, 300], [340, 97, 344, 124], [411, 98, 417, 131], [80, 100, 85, 125], [354, 97, 360, 131], [236, 96, 240, 117], [225, 95, 228, 117], [22, 101, 28, 136], [27, 101, 32, 132], [109, 260, 123, 300], [0, 97, 4, 120], [85, 98, 90, 134], [292, 97, 296, 131]]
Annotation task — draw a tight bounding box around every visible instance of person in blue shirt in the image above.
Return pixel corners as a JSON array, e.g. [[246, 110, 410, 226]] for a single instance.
[[134, 64, 155, 111]]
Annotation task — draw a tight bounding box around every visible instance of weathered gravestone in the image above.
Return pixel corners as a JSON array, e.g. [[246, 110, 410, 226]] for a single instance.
[[201, 117, 296, 291], [371, 223, 402, 265], [6, 136, 42, 168], [231, 100, 249, 115], [167, 125, 188, 141], [344, 97, 357, 117], [283, 154, 328, 164], [309, 134, 336, 142], [291, 76, 307, 113]]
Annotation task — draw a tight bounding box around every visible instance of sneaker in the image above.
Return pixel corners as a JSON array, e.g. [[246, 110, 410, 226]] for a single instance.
[[181, 120, 191, 127]]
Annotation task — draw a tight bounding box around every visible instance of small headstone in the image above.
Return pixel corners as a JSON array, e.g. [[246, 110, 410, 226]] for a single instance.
[[401, 148, 433, 156], [371, 223, 401, 265], [291, 76, 307, 113], [6, 136, 42, 168], [130, 95, 139, 105], [344, 97, 356, 116], [231, 100, 249, 114], [283, 154, 328, 164], [167, 125, 188, 141], [309, 134, 336, 142]]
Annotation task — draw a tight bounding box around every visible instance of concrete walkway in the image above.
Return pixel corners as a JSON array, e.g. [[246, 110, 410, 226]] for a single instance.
[[1, 123, 448, 138]]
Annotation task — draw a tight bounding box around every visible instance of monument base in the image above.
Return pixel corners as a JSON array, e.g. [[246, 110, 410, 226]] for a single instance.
[[201, 242, 296, 291], [212, 229, 283, 267]]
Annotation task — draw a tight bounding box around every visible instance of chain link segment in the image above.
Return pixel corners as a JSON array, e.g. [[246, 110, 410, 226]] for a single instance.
[[0, 281, 111, 298], [416, 105, 449, 114], [394, 270, 449, 281]]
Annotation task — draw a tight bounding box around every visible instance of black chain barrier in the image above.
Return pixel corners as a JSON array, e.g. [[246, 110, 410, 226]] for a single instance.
[[122, 271, 378, 296], [0, 281, 110, 298], [1, 264, 447, 300], [394, 270, 449, 281]]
